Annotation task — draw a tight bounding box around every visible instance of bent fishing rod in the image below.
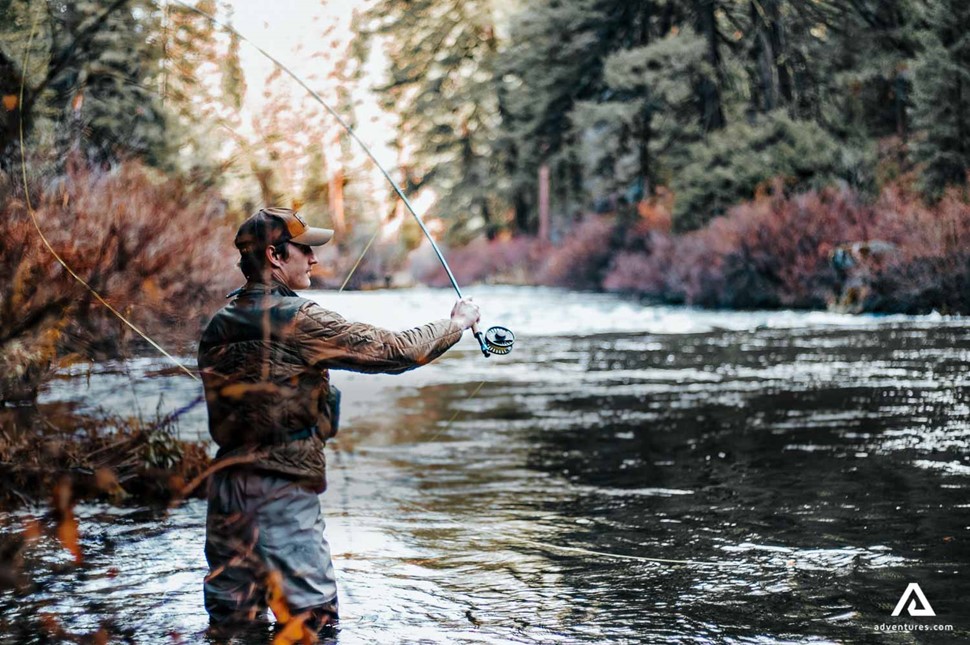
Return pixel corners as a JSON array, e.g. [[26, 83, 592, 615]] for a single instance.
[[170, 1, 513, 358]]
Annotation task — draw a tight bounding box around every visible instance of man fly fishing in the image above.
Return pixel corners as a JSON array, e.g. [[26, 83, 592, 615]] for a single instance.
[[198, 207, 480, 634]]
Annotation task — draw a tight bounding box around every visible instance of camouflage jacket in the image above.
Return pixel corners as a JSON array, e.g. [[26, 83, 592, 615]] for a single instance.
[[198, 280, 463, 490]]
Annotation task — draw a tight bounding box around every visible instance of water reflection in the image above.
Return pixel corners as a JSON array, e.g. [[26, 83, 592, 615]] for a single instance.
[[3, 287, 967, 642]]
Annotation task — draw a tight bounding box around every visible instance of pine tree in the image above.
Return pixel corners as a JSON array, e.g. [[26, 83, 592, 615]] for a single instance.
[[501, 0, 736, 230], [357, 0, 508, 240], [501, 0, 666, 232], [912, 0, 970, 197], [570, 29, 712, 201], [159, 0, 248, 181]]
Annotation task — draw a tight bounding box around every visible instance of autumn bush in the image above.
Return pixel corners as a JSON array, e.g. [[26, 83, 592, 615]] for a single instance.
[[411, 235, 548, 287], [421, 179, 968, 314], [0, 158, 237, 401], [649, 185, 871, 308], [863, 184, 970, 313], [0, 404, 211, 509], [536, 217, 616, 290], [599, 181, 970, 312]]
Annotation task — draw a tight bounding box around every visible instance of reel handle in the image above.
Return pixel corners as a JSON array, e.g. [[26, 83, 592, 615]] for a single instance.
[[471, 322, 491, 358]]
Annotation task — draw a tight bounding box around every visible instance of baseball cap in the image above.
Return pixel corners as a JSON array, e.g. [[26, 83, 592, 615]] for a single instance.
[[234, 207, 334, 250]]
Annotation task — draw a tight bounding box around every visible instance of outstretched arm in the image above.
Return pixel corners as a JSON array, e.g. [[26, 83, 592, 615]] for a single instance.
[[296, 298, 480, 374]]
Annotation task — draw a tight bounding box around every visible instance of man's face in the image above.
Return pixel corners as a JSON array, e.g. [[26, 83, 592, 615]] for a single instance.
[[273, 242, 317, 290]]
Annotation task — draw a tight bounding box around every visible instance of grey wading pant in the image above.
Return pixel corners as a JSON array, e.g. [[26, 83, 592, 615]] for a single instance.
[[204, 468, 338, 623]]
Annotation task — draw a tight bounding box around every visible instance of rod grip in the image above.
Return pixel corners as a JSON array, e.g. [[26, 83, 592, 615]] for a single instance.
[[471, 323, 490, 358]]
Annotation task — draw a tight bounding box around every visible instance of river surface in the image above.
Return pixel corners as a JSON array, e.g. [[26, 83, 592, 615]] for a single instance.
[[2, 286, 968, 643]]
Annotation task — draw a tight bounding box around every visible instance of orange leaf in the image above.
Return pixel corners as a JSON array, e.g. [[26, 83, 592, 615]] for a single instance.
[[53, 478, 82, 564], [220, 382, 281, 399], [91, 627, 109, 645], [22, 517, 42, 542], [57, 512, 82, 564], [1, 95, 17, 111], [141, 277, 164, 303], [94, 468, 119, 493], [265, 570, 291, 623], [272, 614, 315, 645], [40, 613, 62, 637]]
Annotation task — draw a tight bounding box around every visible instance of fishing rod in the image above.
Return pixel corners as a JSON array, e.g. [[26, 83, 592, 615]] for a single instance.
[[170, 1, 514, 358]]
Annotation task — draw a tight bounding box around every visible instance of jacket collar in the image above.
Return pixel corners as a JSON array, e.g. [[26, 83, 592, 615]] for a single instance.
[[227, 279, 299, 299]]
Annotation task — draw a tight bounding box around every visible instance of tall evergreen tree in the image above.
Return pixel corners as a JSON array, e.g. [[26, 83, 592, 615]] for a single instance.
[[501, 0, 671, 232], [570, 28, 713, 201], [0, 0, 233, 172], [912, 0, 970, 196], [160, 0, 248, 176], [357, 0, 508, 240], [1, 0, 171, 166]]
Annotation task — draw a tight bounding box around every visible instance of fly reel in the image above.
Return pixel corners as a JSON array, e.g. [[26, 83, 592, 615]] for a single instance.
[[473, 325, 515, 357]]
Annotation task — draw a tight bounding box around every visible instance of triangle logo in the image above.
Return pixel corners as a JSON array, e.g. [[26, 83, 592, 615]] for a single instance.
[[891, 583, 936, 617]]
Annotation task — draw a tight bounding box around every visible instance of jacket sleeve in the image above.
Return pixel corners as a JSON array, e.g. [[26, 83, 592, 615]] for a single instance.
[[295, 302, 464, 374]]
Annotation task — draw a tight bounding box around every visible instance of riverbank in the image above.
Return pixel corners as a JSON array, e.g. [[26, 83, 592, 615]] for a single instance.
[[411, 182, 970, 316], [0, 403, 210, 510]]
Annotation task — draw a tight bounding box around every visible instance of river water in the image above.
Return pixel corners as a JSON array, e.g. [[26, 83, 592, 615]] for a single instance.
[[3, 286, 968, 643]]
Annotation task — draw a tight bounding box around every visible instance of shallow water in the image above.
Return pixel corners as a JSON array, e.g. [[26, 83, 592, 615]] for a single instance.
[[4, 286, 968, 643]]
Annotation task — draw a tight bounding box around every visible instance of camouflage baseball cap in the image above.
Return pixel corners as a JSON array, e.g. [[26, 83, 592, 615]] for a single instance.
[[234, 207, 334, 250]]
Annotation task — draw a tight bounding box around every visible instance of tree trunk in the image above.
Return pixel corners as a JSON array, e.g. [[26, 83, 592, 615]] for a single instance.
[[328, 169, 346, 237], [538, 164, 551, 242], [481, 200, 497, 240], [764, 0, 794, 108], [513, 189, 533, 235], [695, 0, 726, 130], [751, 0, 777, 113]]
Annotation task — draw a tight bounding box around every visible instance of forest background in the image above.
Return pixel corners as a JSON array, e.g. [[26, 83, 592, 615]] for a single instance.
[[2, 0, 970, 404]]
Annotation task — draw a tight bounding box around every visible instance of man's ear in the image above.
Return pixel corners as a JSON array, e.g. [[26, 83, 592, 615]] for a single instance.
[[265, 245, 283, 269]]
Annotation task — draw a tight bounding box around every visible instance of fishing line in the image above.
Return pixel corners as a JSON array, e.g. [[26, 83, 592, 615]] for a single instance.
[[338, 227, 382, 292], [19, 2, 712, 571], [16, 18, 199, 384], [423, 380, 486, 444]]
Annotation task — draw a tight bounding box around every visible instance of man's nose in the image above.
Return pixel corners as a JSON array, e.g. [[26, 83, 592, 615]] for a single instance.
[[309, 252, 318, 265]]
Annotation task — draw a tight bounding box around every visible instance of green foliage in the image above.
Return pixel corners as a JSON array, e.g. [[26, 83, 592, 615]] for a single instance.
[[500, 0, 668, 230], [0, 0, 239, 177], [0, 0, 171, 166], [820, 0, 923, 139], [671, 113, 862, 231], [357, 0, 509, 240], [911, 0, 970, 197], [359, 0, 964, 237], [571, 29, 711, 198]]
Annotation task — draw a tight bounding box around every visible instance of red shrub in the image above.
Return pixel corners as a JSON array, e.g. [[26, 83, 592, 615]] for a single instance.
[[410, 235, 547, 287], [862, 184, 970, 313], [537, 217, 616, 290], [401, 180, 970, 314], [601, 181, 970, 312], [1, 159, 236, 400]]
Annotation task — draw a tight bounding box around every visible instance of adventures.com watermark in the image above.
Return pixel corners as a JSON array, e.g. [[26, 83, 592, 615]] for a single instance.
[[875, 583, 953, 633]]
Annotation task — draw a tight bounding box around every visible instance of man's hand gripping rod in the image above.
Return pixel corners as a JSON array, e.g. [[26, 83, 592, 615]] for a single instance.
[[417, 221, 514, 357]]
